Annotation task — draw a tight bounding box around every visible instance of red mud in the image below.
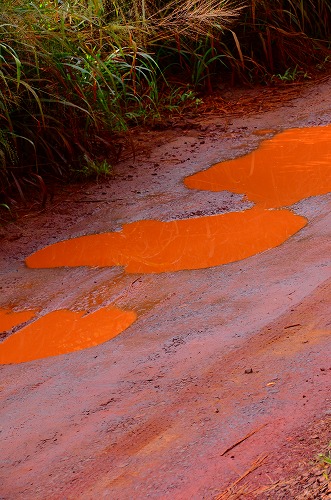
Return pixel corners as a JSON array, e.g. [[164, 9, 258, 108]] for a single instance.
[[0, 78, 331, 499]]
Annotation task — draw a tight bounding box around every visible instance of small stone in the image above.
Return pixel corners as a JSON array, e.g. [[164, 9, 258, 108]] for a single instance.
[[245, 368, 253, 374]]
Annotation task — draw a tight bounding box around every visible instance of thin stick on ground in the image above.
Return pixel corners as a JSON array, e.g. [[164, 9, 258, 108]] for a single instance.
[[220, 423, 267, 456]]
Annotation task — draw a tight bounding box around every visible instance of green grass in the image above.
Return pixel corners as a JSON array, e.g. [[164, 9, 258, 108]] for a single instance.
[[0, 0, 330, 205], [0, 0, 162, 202]]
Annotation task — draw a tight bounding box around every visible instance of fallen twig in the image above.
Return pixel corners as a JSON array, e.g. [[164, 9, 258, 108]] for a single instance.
[[220, 424, 267, 457], [73, 199, 109, 203]]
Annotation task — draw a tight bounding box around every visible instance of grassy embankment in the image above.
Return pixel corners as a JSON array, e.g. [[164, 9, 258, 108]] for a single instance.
[[1, 0, 330, 205]]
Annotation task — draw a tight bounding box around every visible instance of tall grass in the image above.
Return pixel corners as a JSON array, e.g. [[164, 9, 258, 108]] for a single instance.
[[0, 0, 163, 202], [1, 0, 330, 204], [225, 0, 331, 80]]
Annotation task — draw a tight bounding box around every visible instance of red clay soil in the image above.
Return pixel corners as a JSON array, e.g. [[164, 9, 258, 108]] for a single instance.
[[0, 77, 331, 499]]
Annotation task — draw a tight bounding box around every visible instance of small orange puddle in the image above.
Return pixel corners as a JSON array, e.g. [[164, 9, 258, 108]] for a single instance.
[[26, 206, 306, 273], [185, 125, 331, 208], [0, 307, 136, 364], [0, 309, 36, 332]]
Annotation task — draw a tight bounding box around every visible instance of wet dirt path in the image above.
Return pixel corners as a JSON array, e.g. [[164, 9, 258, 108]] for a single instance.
[[0, 78, 331, 499]]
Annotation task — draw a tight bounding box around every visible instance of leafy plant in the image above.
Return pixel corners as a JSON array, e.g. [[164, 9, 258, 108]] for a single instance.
[[271, 66, 311, 83], [318, 442, 331, 466], [78, 156, 113, 179]]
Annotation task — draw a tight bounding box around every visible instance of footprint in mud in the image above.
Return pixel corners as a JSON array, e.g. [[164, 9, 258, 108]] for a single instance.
[[2, 125, 331, 364], [0, 307, 136, 364]]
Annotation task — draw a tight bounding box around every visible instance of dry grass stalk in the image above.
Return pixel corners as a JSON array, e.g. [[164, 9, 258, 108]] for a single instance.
[[215, 454, 269, 500]]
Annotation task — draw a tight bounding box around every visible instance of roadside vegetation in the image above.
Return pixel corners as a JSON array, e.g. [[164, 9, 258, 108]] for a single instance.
[[1, 0, 330, 205]]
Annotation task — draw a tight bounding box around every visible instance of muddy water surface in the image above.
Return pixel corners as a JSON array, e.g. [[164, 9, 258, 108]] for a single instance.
[[26, 207, 306, 273], [185, 125, 331, 208], [0, 307, 136, 364]]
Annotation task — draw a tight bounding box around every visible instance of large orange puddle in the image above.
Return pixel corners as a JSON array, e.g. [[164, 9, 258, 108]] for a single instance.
[[26, 207, 306, 273], [0, 307, 136, 364], [185, 126, 331, 208]]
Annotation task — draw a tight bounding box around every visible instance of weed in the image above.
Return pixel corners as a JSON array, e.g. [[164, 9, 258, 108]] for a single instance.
[[271, 66, 311, 83], [78, 156, 113, 179], [163, 86, 203, 114], [318, 441, 331, 470]]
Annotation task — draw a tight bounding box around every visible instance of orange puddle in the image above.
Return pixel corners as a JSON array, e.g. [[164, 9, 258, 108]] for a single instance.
[[0, 307, 136, 364], [0, 309, 37, 332], [185, 125, 331, 208], [26, 206, 306, 274], [24, 125, 331, 275], [10, 125, 329, 362], [11, 126, 331, 364]]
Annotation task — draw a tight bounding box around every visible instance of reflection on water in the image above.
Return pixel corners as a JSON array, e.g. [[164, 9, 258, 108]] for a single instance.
[[185, 126, 331, 208], [26, 207, 306, 274], [0, 307, 136, 364], [0, 309, 36, 332]]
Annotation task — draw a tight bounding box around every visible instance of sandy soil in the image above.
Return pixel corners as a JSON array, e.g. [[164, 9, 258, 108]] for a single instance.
[[0, 77, 331, 499]]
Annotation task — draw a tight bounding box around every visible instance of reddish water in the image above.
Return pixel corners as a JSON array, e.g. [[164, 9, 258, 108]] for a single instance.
[[0, 309, 36, 332], [26, 207, 306, 274], [0, 307, 136, 364], [185, 126, 331, 208]]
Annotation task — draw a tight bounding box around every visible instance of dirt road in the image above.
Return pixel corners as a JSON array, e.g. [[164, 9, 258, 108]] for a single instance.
[[0, 78, 330, 499]]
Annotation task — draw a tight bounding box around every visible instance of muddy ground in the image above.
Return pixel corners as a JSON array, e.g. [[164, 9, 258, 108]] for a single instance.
[[0, 77, 331, 499]]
